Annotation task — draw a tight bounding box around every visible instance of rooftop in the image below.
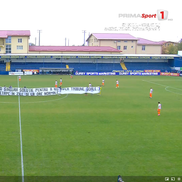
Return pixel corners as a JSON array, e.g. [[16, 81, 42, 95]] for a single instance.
[[137, 38, 163, 45], [29, 46, 121, 52], [87, 33, 138, 41], [0, 30, 30, 38]]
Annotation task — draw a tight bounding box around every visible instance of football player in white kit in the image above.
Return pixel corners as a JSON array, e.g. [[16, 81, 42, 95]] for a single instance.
[[116, 80, 119, 88], [150, 88, 153, 98], [158, 102, 161, 116]]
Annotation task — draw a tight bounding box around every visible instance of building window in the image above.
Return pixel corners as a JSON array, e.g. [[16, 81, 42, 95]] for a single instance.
[[17, 45, 23, 50], [131, 46, 133, 48], [124, 41, 127, 42], [117, 41, 121, 42], [0, 47, 1, 51], [117, 46, 121, 50], [6, 36, 11, 43], [6, 45, 11, 53], [123, 46, 127, 50], [18, 38, 22, 43], [132, 41, 134, 43], [142, 45, 145, 50]]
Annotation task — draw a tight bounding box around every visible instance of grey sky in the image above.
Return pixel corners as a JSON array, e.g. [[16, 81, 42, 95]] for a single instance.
[[2, 0, 181, 46]]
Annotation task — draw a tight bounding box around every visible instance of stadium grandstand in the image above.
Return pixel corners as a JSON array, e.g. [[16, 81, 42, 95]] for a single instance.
[[0, 54, 182, 75], [1, 30, 182, 75]]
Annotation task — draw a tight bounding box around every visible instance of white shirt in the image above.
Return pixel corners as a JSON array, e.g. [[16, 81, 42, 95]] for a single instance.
[[89, 84, 92, 87], [116, 81, 119, 84], [102, 80, 104, 83], [55, 81, 57, 85], [158, 104, 161, 109], [60, 79, 62, 82], [150, 89, 153, 93]]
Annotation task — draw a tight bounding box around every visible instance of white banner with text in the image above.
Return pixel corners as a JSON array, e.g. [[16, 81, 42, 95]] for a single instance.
[[0, 86, 100, 96]]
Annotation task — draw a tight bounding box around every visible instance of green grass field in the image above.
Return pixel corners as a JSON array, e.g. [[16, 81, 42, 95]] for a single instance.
[[0, 75, 182, 180]]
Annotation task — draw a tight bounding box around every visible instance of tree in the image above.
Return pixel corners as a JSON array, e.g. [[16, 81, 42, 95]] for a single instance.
[[166, 44, 178, 54], [29, 43, 35, 46], [177, 42, 182, 51], [162, 46, 168, 54]]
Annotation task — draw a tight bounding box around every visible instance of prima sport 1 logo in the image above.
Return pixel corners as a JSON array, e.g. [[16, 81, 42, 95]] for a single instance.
[[157, 10, 168, 20], [118, 9, 169, 21]]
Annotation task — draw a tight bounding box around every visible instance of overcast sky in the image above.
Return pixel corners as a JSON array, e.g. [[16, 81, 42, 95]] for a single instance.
[[2, 0, 181, 46]]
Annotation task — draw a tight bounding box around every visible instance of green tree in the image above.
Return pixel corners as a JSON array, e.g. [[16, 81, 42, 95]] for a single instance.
[[162, 46, 168, 54], [29, 43, 35, 46], [177, 42, 182, 51], [166, 44, 178, 54]]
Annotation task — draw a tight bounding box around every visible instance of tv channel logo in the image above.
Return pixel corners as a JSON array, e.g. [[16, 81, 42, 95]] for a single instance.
[[157, 9, 168, 20]]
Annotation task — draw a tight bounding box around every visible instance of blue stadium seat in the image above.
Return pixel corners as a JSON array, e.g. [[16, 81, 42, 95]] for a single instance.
[[0, 62, 6, 71], [9, 61, 171, 72], [124, 62, 171, 72]]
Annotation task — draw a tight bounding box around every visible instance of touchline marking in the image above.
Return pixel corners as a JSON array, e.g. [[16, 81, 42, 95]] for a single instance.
[[17, 77, 24, 182]]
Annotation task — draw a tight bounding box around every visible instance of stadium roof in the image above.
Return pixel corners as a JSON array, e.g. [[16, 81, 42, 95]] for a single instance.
[[0, 30, 31, 38], [86, 33, 138, 41], [29, 46, 121, 52], [137, 38, 164, 45], [0, 53, 180, 58]]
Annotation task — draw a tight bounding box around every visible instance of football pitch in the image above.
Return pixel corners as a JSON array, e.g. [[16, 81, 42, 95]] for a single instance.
[[0, 75, 182, 180]]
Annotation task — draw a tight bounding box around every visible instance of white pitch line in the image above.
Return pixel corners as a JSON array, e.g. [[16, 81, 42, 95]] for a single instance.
[[165, 86, 182, 95], [142, 80, 182, 89], [142, 80, 168, 87], [142, 79, 182, 95], [17, 77, 24, 182], [0, 94, 68, 104]]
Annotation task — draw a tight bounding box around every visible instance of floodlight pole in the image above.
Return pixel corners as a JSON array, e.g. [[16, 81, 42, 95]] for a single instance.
[[82, 30, 86, 46], [37, 30, 42, 46]]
